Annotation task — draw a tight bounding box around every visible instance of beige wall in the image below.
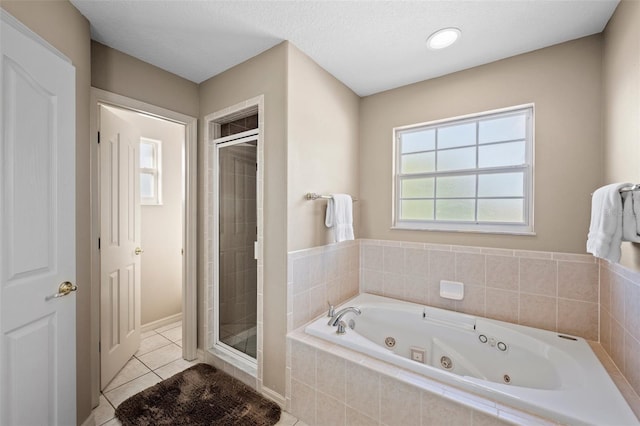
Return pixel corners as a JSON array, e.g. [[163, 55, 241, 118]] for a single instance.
[[91, 41, 199, 118], [108, 107, 184, 325], [603, 0, 640, 272], [199, 42, 288, 395], [287, 44, 360, 251], [0, 1, 93, 423], [359, 36, 603, 254]]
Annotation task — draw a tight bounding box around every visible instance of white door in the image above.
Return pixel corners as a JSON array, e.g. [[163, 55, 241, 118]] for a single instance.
[[99, 105, 142, 389], [0, 12, 76, 426]]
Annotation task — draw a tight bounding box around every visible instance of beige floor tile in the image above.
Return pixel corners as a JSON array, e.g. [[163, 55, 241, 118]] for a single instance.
[[160, 325, 182, 342], [93, 395, 115, 425], [104, 357, 151, 392], [140, 329, 157, 339], [154, 321, 182, 333], [101, 417, 122, 426], [275, 411, 299, 426], [154, 358, 198, 380], [104, 372, 161, 408], [174, 339, 182, 347], [137, 343, 183, 370], [135, 333, 172, 356]]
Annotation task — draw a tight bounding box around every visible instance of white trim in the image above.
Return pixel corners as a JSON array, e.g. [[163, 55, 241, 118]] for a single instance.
[[89, 88, 198, 406], [204, 95, 265, 389], [0, 10, 71, 64], [140, 312, 182, 333], [261, 386, 286, 408]]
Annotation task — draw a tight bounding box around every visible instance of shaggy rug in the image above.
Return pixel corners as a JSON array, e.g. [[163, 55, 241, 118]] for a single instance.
[[114, 363, 281, 426]]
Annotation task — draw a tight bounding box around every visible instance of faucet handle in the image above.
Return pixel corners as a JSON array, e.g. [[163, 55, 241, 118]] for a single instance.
[[336, 320, 347, 335], [327, 301, 335, 318]]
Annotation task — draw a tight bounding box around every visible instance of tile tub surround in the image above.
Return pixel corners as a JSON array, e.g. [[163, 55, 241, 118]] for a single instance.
[[287, 241, 360, 331], [286, 330, 557, 426], [360, 239, 599, 341], [600, 260, 640, 403]]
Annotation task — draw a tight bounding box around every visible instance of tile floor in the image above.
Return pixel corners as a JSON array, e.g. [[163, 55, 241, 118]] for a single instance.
[[93, 320, 302, 426]]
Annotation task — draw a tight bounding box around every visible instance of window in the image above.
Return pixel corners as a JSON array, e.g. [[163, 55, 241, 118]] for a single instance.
[[140, 137, 162, 205], [393, 105, 534, 234]]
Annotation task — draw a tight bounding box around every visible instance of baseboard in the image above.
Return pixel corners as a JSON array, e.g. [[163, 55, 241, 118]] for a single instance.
[[261, 386, 286, 408], [141, 312, 182, 333], [80, 412, 96, 426]]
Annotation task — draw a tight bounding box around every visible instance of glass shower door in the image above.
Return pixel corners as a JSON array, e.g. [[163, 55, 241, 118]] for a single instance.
[[217, 139, 257, 359]]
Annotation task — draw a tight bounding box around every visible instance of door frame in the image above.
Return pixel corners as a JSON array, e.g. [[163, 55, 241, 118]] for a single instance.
[[89, 88, 198, 406]]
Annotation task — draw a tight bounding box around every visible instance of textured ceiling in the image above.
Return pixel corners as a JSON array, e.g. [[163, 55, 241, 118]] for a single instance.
[[70, 0, 619, 96]]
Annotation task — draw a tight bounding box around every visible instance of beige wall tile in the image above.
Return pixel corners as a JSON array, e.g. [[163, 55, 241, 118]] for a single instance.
[[611, 319, 625, 371], [428, 283, 457, 311], [486, 256, 519, 291], [601, 267, 611, 312], [485, 289, 518, 323], [472, 411, 514, 426], [363, 245, 383, 271], [429, 250, 456, 286], [291, 340, 316, 387], [346, 407, 379, 426], [519, 258, 557, 297], [292, 292, 310, 329], [345, 362, 380, 420], [308, 284, 327, 319], [600, 309, 612, 353], [421, 392, 472, 426], [405, 248, 429, 278], [363, 268, 384, 295], [316, 391, 346, 426], [557, 262, 598, 302], [316, 351, 346, 401], [625, 281, 640, 342], [292, 256, 311, 295], [557, 299, 598, 340], [456, 285, 486, 317], [456, 253, 486, 286], [384, 246, 405, 274], [404, 275, 429, 305], [624, 332, 640, 396], [519, 293, 557, 332], [380, 376, 421, 426], [611, 273, 626, 324], [383, 271, 405, 300], [291, 379, 316, 425]]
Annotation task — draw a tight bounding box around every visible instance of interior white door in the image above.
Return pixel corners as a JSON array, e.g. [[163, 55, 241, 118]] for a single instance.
[[0, 12, 76, 426], [99, 105, 142, 389]]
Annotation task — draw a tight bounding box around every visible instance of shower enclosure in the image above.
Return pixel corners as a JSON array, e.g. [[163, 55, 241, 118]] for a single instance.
[[212, 112, 259, 363]]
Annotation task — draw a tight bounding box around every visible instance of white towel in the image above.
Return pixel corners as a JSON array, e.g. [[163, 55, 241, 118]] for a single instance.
[[587, 183, 631, 262], [622, 191, 640, 242], [325, 194, 354, 243]]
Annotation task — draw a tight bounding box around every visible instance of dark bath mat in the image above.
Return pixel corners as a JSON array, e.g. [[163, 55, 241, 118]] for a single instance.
[[115, 363, 281, 426]]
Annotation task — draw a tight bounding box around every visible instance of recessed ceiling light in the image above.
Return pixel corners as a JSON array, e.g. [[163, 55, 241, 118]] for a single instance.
[[427, 28, 461, 50]]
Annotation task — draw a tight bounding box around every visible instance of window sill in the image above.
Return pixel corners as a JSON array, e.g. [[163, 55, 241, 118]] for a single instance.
[[391, 224, 536, 236]]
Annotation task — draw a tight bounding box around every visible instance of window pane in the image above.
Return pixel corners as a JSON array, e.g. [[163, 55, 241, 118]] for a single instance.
[[438, 123, 476, 149], [401, 152, 435, 174], [435, 199, 475, 221], [401, 200, 434, 220], [140, 142, 155, 169], [436, 175, 476, 198], [437, 146, 475, 171], [478, 199, 524, 223], [140, 173, 155, 198], [479, 114, 526, 144], [401, 177, 434, 198], [478, 141, 525, 168], [478, 172, 524, 197], [401, 129, 435, 153]]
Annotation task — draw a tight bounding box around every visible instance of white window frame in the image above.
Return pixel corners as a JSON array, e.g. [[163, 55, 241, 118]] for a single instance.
[[140, 137, 162, 205], [392, 104, 535, 235]]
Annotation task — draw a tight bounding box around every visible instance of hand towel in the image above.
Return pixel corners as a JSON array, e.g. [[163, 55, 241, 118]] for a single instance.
[[622, 191, 640, 242], [587, 183, 631, 262], [325, 194, 354, 243]]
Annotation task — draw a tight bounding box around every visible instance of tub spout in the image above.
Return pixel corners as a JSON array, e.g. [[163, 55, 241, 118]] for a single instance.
[[328, 306, 361, 327]]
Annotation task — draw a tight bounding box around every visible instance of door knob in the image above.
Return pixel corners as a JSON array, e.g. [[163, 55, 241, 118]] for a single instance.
[[45, 281, 77, 301], [135, 247, 144, 255]]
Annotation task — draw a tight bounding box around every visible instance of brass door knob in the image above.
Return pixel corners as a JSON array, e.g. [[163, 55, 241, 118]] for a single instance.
[[46, 281, 78, 301], [134, 247, 144, 255]]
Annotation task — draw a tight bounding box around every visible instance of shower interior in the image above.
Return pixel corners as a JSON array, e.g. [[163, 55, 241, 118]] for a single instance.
[[216, 113, 259, 360]]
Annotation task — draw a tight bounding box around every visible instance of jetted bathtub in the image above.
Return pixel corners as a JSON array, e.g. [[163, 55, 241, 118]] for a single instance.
[[305, 293, 638, 425]]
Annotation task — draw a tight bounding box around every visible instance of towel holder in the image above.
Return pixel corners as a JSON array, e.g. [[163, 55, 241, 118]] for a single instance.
[[305, 192, 358, 201], [620, 184, 640, 193]]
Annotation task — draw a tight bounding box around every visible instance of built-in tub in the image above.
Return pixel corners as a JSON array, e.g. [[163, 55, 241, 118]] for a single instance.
[[305, 293, 638, 425]]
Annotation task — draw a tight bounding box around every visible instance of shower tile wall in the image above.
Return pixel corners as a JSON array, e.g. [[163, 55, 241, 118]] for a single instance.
[[600, 260, 640, 398], [287, 241, 360, 331], [360, 239, 599, 341]]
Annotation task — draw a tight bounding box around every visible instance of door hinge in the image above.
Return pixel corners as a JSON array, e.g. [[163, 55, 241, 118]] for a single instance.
[[98, 238, 101, 250], [97, 131, 100, 144], [98, 341, 101, 353]]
